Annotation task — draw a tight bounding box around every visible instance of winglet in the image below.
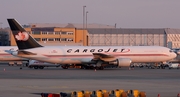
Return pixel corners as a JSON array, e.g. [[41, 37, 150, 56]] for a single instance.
[[7, 19, 43, 50]]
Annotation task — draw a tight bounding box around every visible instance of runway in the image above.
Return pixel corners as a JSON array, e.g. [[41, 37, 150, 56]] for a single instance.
[[0, 65, 180, 97]]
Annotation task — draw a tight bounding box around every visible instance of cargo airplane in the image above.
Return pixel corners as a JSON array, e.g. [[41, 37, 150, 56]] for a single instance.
[[7, 19, 177, 70], [0, 46, 29, 65]]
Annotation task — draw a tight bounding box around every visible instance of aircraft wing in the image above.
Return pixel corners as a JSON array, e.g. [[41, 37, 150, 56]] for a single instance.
[[93, 53, 116, 62]]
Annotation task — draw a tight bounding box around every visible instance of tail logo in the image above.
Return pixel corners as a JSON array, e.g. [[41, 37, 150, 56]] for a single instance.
[[15, 32, 29, 41]]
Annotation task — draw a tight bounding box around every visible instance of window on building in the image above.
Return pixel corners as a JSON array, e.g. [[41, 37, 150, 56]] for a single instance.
[[55, 32, 61, 35], [55, 38, 60, 41], [67, 38, 73, 41], [61, 32, 67, 34], [67, 32, 73, 35], [42, 31, 48, 34], [48, 38, 54, 41], [5, 35, 8, 39], [42, 38, 47, 41], [35, 38, 41, 41], [61, 38, 67, 41], [48, 32, 54, 34], [32, 31, 41, 34], [26, 32, 31, 34]]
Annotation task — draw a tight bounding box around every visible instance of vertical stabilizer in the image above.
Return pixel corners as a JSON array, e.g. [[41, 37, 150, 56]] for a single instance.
[[7, 19, 43, 50]]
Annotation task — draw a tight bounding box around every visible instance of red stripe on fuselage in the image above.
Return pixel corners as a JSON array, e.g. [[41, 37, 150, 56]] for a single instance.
[[43, 54, 169, 58]]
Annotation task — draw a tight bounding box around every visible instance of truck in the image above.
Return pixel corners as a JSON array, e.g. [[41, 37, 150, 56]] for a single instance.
[[28, 60, 61, 69], [168, 63, 180, 69]]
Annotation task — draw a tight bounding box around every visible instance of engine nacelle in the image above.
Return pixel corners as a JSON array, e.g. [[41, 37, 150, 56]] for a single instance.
[[117, 58, 132, 67]]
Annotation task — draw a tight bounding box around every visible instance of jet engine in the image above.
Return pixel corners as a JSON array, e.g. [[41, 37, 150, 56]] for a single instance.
[[116, 58, 132, 67]]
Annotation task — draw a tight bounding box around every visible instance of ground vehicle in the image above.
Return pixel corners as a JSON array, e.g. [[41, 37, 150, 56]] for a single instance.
[[168, 63, 180, 69], [28, 60, 61, 69]]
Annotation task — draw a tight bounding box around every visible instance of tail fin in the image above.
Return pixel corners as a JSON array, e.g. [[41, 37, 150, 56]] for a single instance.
[[7, 19, 43, 50]]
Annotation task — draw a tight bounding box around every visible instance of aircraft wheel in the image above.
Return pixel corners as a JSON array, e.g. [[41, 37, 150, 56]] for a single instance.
[[25, 63, 28, 67], [39, 66, 44, 69], [80, 66, 85, 69], [65, 66, 69, 69], [84, 66, 90, 69], [61, 66, 68, 69], [29, 66, 33, 69], [34, 66, 38, 69], [61, 66, 65, 69], [99, 66, 104, 70]]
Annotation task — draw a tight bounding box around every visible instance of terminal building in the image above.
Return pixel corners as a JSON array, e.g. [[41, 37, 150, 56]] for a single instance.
[[8, 23, 180, 49], [0, 28, 10, 46], [88, 28, 180, 49], [10, 23, 114, 46], [10, 27, 89, 46]]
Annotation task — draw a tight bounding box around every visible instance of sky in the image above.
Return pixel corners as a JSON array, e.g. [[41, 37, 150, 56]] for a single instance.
[[0, 0, 180, 28]]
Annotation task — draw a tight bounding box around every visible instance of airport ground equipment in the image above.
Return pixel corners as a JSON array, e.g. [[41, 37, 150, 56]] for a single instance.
[[40, 89, 147, 97], [168, 63, 180, 69], [109, 89, 125, 97], [28, 60, 61, 69], [6, 61, 28, 66]]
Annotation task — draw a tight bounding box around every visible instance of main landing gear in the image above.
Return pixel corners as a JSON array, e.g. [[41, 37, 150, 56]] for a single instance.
[[61, 65, 69, 69]]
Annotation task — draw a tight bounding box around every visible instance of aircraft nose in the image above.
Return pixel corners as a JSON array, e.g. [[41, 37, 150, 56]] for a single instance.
[[171, 52, 177, 59]]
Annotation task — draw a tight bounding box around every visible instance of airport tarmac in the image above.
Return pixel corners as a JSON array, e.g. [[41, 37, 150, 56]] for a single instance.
[[0, 65, 180, 97]]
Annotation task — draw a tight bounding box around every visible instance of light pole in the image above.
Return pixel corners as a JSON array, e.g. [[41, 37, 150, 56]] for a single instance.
[[83, 5, 86, 45], [86, 11, 88, 29]]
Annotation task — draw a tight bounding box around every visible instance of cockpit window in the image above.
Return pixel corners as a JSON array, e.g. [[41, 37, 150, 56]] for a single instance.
[[169, 50, 174, 52]]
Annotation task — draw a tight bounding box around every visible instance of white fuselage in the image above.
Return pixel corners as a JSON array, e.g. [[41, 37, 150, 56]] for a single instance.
[[0, 46, 25, 61], [16, 46, 177, 64]]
